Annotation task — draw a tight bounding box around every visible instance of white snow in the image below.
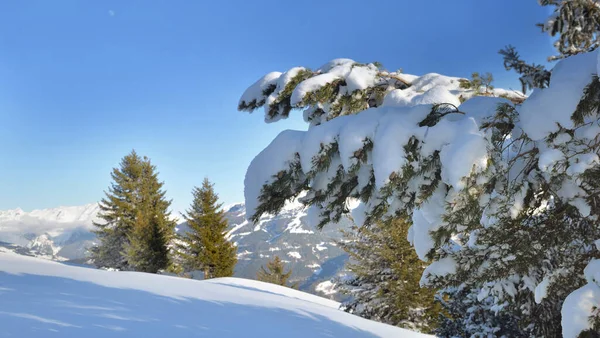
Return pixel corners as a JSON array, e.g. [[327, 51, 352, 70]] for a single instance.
[[291, 73, 342, 106], [534, 277, 551, 304], [519, 50, 598, 140], [345, 65, 379, 93], [244, 130, 304, 219], [562, 282, 600, 338], [242, 51, 600, 335], [0, 203, 100, 238], [287, 251, 301, 259], [239, 71, 282, 108], [315, 242, 328, 251], [315, 281, 337, 296], [538, 148, 564, 172], [420, 257, 457, 286], [0, 251, 430, 338]]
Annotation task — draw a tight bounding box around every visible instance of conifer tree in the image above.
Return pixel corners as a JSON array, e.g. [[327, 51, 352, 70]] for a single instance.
[[256, 255, 298, 288], [539, 0, 600, 60], [177, 178, 237, 279], [91, 150, 145, 270], [91, 150, 175, 272], [125, 160, 175, 273], [337, 216, 440, 333], [237, 4, 600, 335], [435, 286, 525, 338]]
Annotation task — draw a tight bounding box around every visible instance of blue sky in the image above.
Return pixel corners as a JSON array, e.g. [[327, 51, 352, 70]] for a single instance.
[[0, 0, 555, 215]]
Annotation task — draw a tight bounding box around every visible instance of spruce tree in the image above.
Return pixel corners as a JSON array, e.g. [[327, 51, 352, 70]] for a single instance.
[[237, 4, 600, 335], [125, 160, 175, 273], [91, 150, 145, 270], [91, 150, 175, 272], [338, 216, 440, 333], [256, 255, 298, 288], [177, 178, 237, 279]]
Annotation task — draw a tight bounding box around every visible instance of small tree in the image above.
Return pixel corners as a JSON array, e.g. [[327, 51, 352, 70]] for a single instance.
[[177, 178, 237, 279], [459, 72, 494, 95], [338, 216, 440, 333], [256, 255, 298, 288]]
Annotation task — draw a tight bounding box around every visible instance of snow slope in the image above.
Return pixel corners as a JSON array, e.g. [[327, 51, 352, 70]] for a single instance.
[[1, 202, 353, 299], [0, 251, 429, 338]]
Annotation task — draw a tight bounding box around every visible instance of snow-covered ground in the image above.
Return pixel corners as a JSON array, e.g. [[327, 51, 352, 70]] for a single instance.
[[0, 250, 429, 337]]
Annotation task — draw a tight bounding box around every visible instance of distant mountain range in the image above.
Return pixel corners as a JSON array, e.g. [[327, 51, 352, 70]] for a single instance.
[[0, 201, 352, 299]]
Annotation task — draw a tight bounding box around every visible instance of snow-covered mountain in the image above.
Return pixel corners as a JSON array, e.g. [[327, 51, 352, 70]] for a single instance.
[[0, 201, 352, 299], [0, 204, 100, 259], [213, 201, 352, 299]]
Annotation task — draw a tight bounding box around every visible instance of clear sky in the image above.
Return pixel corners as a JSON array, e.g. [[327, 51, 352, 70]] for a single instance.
[[0, 0, 555, 215]]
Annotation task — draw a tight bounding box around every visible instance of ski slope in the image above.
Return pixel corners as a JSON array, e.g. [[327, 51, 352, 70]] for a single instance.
[[0, 251, 430, 337]]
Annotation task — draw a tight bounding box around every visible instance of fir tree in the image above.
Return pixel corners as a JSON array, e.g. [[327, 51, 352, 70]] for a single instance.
[[125, 160, 175, 273], [91, 150, 145, 270], [177, 178, 237, 279], [238, 6, 600, 334], [256, 255, 298, 288], [91, 150, 175, 272], [337, 216, 440, 333]]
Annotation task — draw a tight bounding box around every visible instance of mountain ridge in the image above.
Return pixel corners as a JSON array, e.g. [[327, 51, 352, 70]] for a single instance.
[[0, 201, 352, 299]]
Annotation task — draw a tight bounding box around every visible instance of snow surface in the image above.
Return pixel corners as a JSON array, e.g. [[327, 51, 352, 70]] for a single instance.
[[315, 280, 337, 296], [0, 251, 430, 337], [519, 51, 597, 140], [562, 259, 600, 337]]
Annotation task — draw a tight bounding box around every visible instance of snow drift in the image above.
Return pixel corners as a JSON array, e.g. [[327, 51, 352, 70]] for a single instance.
[[0, 251, 429, 337]]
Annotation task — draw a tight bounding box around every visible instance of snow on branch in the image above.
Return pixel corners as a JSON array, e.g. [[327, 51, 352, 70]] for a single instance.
[[240, 51, 600, 337]]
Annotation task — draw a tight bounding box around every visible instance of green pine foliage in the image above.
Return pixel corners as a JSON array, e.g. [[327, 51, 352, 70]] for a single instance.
[[91, 150, 145, 270], [338, 216, 440, 333], [539, 0, 600, 60], [177, 178, 237, 279], [256, 255, 298, 288], [125, 160, 175, 273], [458, 72, 494, 95], [238, 61, 412, 126], [91, 150, 175, 272], [499, 45, 551, 94], [435, 286, 525, 337], [238, 3, 600, 335]]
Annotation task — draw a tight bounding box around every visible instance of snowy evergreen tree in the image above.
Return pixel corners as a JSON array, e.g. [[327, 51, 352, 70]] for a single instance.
[[237, 5, 600, 335], [238, 60, 412, 127], [177, 178, 237, 279], [337, 216, 440, 333], [539, 0, 600, 60], [435, 286, 525, 338], [91, 150, 175, 272], [256, 255, 297, 288], [238, 51, 600, 336]]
